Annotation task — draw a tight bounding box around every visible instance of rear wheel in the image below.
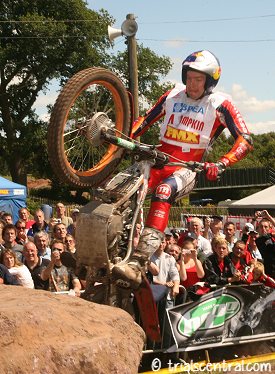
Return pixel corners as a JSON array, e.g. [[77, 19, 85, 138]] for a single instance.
[[47, 67, 131, 188]]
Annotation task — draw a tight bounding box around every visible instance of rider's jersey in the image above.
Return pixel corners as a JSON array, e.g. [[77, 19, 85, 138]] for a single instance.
[[132, 83, 253, 165]]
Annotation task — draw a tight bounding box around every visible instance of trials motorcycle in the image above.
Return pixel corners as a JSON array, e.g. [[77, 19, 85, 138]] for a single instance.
[[47, 67, 205, 341]]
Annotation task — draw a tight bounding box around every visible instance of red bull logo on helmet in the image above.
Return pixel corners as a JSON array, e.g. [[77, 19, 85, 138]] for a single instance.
[[212, 66, 221, 80], [184, 51, 204, 64]]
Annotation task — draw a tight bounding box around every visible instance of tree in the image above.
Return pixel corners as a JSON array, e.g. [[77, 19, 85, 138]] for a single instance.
[[249, 132, 275, 168], [110, 44, 173, 146], [0, 0, 114, 183], [111, 44, 173, 106], [207, 132, 275, 169]]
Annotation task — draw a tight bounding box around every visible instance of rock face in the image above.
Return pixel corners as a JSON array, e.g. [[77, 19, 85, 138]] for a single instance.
[[0, 285, 145, 374]]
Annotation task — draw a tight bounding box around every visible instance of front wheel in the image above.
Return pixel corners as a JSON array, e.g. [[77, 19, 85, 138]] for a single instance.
[[47, 67, 131, 188]]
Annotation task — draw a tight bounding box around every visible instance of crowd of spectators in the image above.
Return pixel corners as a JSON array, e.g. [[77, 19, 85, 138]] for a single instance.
[[1, 204, 275, 346], [144, 210, 275, 308], [140, 209, 275, 347], [0, 204, 82, 295]]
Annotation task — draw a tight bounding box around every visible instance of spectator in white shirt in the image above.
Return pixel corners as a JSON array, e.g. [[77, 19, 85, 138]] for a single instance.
[[189, 217, 212, 258]]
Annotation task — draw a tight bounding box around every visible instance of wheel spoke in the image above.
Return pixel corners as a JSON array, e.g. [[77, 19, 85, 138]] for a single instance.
[[48, 68, 130, 187], [62, 81, 117, 173]]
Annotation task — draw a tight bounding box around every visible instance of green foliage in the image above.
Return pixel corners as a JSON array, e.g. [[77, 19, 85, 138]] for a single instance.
[[1, 0, 274, 198], [140, 123, 161, 146], [110, 44, 173, 107], [207, 132, 275, 169], [109, 44, 174, 147], [0, 0, 114, 183], [248, 132, 275, 168], [26, 198, 41, 215]]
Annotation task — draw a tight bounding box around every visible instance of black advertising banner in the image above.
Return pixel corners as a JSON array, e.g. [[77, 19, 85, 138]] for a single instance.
[[167, 284, 275, 350]]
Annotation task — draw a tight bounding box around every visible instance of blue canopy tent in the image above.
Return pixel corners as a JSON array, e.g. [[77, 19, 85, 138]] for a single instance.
[[0, 176, 27, 223]]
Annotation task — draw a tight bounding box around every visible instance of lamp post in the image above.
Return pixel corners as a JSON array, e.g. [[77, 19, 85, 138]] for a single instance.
[[108, 14, 139, 118], [125, 14, 139, 119]]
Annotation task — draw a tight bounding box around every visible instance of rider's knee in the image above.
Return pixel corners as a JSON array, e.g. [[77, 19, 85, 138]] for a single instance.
[[151, 177, 178, 204]]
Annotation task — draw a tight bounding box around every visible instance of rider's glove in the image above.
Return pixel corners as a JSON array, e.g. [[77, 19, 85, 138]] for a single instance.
[[204, 161, 226, 181]]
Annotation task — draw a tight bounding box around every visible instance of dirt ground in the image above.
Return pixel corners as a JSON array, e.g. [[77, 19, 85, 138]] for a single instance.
[[27, 177, 51, 190]]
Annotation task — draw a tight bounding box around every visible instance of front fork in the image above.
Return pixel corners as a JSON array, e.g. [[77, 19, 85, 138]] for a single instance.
[[120, 161, 152, 264]]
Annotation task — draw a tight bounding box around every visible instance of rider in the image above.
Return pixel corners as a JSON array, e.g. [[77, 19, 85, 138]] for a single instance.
[[113, 50, 253, 288]]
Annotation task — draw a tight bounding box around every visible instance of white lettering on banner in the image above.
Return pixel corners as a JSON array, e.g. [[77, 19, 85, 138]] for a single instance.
[[178, 295, 240, 338], [173, 102, 204, 114], [13, 189, 25, 195], [180, 300, 240, 337]]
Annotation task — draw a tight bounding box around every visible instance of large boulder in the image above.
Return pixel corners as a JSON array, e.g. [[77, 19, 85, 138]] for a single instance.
[[0, 285, 145, 373]]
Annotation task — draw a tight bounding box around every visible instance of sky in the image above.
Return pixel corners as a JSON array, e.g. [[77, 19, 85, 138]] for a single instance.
[[35, 0, 275, 135]]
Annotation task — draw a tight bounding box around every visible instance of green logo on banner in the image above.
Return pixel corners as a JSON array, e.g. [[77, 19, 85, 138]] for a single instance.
[[178, 295, 240, 337]]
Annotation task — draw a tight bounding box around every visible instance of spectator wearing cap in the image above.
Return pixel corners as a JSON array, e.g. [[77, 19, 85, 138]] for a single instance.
[[67, 208, 80, 237], [203, 215, 225, 242], [164, 227, 176, 249], [171, 229, 180, 242], [241, 222, 255, 243], [55, 203, 73, 228], [71, 208, 80, 219]]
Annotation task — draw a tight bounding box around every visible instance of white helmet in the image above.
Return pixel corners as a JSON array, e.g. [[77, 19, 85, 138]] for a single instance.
[[182, 50, 221, 94]]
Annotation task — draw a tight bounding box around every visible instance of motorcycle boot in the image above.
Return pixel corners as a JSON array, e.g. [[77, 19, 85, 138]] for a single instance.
[[112, 227, 164, 289]]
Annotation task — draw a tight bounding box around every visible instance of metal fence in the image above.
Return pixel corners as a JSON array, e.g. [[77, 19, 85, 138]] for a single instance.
[[30, 198, 258, 231], [195, 167, 275, 190]]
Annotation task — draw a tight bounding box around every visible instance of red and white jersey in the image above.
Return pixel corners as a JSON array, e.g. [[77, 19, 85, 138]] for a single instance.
[[161, 84, 231, 150], [132, 84, 252, 165]]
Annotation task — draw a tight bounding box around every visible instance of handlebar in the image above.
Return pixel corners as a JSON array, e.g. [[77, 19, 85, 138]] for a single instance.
[[103, 132, 205, 172], [91, 112, 205, 172]]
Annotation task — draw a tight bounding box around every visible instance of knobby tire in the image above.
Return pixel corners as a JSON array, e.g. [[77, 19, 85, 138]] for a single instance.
[[47, 67, 131, 188]]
